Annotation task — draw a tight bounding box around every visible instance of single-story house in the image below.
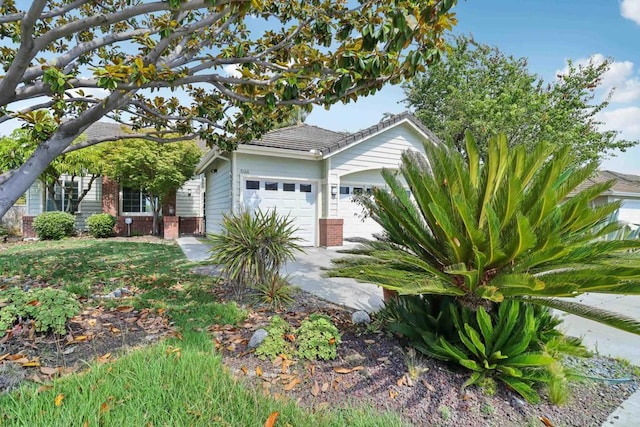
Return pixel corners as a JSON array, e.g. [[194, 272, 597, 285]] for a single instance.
[[573, 170, 640, 227], [22, 122, 205, 238], [195, 112, 439, 247]]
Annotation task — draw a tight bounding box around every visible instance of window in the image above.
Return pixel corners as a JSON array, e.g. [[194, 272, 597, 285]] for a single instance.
[[245, 180, 259, 190], [46, 180, 79, 212], [352, 187, 363, 195], [339, 186, 349, 195], [122, 187, 152, 213], [300, 184, 312, 193], [265, 182, 278, 191], [283, 183, 295, 192]]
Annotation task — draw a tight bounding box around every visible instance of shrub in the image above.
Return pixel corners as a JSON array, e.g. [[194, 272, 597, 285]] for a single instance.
[[0, 224, 8, 236], [86, 213, 116, 238], [382, 294, 586, 403], [32, 211, 75, 240], [296, 314, 341, 360], [253, 275, 298, 309], [0, 287, 81, 335], [255, 315, 294, 361], [209, 209, 302, 297], [255, 314, 342, 361]]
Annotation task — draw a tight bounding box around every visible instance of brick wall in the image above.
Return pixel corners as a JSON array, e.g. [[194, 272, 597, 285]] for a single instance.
[[101, 176, 118, 216], [115, 216, 155, 236], [22, 216, 36, 238], [319, 218, 344, 247], [163, 216, 179, 239]]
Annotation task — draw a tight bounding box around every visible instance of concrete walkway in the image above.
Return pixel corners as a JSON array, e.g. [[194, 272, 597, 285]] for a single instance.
[[175, 237, 639, 426]]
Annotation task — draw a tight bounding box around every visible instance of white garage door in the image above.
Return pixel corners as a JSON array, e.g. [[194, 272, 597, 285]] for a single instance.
[[242, 178, 317, 246], [619, 199, 640, 226], [339, 183, 384, 241]]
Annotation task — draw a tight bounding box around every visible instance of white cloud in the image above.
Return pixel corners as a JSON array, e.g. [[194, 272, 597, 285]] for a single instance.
[[621, 0, 640, 25], [557, 53, 640, 104], [222, 64, 241, 78], [598, 106, 640, 140]]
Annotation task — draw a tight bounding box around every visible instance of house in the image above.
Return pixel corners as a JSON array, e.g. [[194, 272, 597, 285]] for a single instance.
[[195, 112, 439, 247], [573, 170, 640, 227], [22, 122, 206, 238]]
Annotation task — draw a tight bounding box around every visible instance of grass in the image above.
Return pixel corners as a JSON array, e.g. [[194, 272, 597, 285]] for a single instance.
[[0, 238, 406, 426]]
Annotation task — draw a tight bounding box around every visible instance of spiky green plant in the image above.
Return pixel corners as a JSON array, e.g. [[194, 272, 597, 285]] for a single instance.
[[209, 209, 302, 297], [330, 132, 640, 333]]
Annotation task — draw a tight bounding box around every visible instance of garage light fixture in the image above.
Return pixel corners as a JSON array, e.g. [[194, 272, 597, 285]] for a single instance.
[[331, 185, 338, 199]]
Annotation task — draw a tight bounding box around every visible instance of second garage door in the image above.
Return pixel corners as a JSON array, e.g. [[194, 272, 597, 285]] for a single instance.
[[339, 183, 384, 241], [243, 178, 317, 246]]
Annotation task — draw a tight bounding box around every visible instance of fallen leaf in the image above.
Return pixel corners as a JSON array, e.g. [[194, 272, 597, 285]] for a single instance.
[[333, 366, 364, 374], [285, 334, 296, 342], [0, 353, 9, 361], [311, 381, 320, 397], [264, 411, 279, 427], [389, 389, 398, 399], [363, 339, 375, 344], [316, 402, 329, 411], [421, 379, 436, 392], [283, 377, 302, 391], [100, 402, 109, 414], [377, 357, 389, 363], [22, 359, 41, 367], [36, 384, 54, 393], [397, 376, 407, 387], [321, 382, 330, 392], [328, 337, 336, 345], [54, 393, 65, 407], [40, 367, 58, 376], [116, 306, 134, 313], [256, 366, 263, 377], [241, 366, 248, 375], [97, 353, 112, 364], [539, 416, 554, 427]]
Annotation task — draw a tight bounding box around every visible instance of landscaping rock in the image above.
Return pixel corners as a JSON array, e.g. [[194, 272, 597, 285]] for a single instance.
[[248, 329, 268, 348], [351, 310, 371, 325]]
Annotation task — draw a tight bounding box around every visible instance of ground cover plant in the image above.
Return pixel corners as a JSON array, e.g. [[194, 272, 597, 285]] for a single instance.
[[330, 132, 640, 402]]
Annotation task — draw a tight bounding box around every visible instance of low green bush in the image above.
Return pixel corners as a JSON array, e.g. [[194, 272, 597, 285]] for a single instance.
[[256, 314, 342, 361], [0, 287, 81, 335], [296, 314, 341, 360], [32, 211, 75, 240], [382, 295, 586, 403], [255, 315, 293, 361], [86, 213, 116, 238]]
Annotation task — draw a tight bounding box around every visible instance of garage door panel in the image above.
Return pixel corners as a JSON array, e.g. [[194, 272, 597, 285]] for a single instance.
[[339, 183, 384, 240], [242, 179, 317, 246]]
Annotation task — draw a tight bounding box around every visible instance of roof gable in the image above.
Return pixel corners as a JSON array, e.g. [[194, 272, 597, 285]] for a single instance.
[[573, 170, 640, 195]]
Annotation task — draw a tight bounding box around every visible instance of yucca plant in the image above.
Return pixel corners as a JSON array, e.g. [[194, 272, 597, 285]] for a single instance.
[[209, 209, 302, 297], [330, 132, 640, 333]]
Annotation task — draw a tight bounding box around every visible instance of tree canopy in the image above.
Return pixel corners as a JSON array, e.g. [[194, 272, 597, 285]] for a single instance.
[[0, 0, 459, 218], [403, 35, 637, 164], [103, 138, 202, 235], [0, 124, 104, 213]]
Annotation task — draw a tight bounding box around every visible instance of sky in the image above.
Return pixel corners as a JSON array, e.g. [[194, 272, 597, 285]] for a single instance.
[[305, 0, 640, 175]]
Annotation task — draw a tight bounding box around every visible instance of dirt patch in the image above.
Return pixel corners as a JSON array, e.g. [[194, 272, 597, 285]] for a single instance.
[[0, 304, 175, 393], [210, 291, 639, 427]]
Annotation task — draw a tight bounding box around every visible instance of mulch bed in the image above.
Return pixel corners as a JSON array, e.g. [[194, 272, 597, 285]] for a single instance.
[[1, 268, 638, 426]]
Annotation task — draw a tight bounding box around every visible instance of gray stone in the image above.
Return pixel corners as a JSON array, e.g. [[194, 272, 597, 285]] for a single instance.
[[351, 310, 371, 325], [112, 289, 122, 298], [248, 329, 269, 348]]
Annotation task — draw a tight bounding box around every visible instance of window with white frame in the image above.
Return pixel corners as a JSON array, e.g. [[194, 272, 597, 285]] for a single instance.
[[46, 180, 79, 212]]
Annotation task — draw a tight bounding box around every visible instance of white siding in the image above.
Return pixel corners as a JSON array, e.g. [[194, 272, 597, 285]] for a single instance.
[[205, 159, 231, 235], [76, 176, 103, 230], [27, 181, 43, 215], [327, 123, 427, 217], [234, 153, 322, 212], [176, 175, 204, 217]]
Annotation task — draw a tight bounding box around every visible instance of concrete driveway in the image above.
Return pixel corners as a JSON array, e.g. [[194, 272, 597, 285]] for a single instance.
[[282, 246, 385, 313]]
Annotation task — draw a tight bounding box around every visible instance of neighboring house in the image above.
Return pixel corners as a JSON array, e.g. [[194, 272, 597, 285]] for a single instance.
[[573, 170, 640, 228], [23, 122, 205, 238], [196, 112, 439, 247]]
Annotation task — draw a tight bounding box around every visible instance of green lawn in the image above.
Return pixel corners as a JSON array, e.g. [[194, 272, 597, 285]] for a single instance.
[[0, 238, 405, 427]]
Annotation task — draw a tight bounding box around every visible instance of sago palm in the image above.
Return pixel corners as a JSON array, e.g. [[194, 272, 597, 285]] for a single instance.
[[330, 132, 640, 334]]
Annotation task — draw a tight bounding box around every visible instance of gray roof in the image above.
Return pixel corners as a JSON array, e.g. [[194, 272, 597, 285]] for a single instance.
[[82, 122, 129, 141], [574, 170, 640, 195], [244, 111, 438, 155]]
